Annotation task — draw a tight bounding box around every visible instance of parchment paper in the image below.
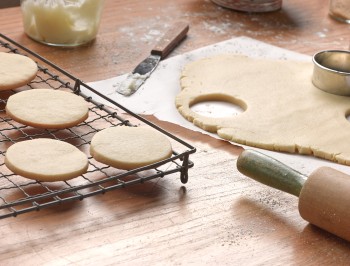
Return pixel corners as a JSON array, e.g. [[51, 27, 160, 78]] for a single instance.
[[86, 37, 350, 176]]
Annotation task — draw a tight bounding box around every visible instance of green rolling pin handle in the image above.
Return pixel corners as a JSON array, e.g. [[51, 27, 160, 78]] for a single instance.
[[236, 149, 307, 197]]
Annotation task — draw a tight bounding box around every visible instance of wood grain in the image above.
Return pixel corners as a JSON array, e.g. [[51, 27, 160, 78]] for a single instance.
[[1, 0, 350, 265]]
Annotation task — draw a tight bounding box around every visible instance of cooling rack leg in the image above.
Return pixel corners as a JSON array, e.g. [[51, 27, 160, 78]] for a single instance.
[[180, 154, 190, 184], [74, 79, 82, 93]]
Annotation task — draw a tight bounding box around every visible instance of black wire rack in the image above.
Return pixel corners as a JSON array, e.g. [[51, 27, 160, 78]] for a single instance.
[[0, 33, 196, 219]]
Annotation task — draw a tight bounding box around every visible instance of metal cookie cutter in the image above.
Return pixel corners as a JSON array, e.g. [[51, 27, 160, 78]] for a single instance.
[[312, 50, 350, 96]]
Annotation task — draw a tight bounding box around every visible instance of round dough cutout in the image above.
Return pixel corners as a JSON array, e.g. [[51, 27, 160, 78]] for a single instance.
[[5, 138, 89, 182], [90, 126, 173, 170], [6, 89, 89, 129], [0, 52, 38, 90]]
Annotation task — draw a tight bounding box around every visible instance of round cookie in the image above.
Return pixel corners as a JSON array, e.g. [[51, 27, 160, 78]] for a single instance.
[[5, 138, 88, 182], [90, 126, 173, 170], [0, 52, 38, 90], [6, 89, 89, 129]]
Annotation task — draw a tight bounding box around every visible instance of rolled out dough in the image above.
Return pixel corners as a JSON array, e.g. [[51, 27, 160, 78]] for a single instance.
[[176, 54, 350, 165]]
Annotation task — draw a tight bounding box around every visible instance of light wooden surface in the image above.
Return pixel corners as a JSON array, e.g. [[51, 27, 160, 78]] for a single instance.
[[1, 0, 350, 265]]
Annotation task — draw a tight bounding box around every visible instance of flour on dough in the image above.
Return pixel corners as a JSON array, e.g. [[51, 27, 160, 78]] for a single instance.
[[176, 54, 350, 165]]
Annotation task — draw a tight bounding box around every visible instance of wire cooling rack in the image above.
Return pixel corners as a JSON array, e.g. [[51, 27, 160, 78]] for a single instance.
[[0, 33, 196, 219]]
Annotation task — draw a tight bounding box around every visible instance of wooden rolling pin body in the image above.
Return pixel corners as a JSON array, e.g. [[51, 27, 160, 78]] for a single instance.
[[299, 167, 350, 242], [237, 149, 350, 242]]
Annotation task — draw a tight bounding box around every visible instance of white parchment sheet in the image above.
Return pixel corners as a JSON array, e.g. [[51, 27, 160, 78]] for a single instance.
[[86, 36, 350, 176]]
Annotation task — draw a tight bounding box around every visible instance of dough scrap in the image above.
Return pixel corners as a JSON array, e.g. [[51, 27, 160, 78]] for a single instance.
[[176, 54, 350, 165], [5, 138, 88, 182], [0, 52, 38, 90], [90, 126, 173, 170], [6, 89, 89, 129]]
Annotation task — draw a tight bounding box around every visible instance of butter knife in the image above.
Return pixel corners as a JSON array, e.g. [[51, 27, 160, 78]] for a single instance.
[[116, 21, 189, 96]]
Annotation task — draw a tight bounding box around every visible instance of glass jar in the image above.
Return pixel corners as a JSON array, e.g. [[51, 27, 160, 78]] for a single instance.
[[329, 0, 350, 23], [20, 0, 105, 47], [211, 0, 282, 12]]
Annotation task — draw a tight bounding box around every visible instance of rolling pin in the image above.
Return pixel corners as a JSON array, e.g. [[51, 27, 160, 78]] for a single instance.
[[237, 149, 350, 242]]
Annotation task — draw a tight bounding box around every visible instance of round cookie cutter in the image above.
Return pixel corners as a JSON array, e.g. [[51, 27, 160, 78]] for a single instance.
[[312, 50, 350, 96]]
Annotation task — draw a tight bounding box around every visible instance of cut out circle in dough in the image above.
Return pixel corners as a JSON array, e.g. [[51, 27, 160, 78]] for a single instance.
[[5, 138, 89, 182], [0, 52, 38, 90], [6, 89, 89, 129], [191, 100, 244, 118], [90, 126, 173, 170], [176, 54, 350, 165]]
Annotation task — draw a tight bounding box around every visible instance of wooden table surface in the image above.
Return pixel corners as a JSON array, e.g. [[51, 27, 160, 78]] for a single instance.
[[1, 0, 350, 265]]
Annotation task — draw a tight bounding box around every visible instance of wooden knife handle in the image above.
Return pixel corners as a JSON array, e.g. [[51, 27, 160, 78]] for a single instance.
[[151, 21, 189, 59], [237, 149, 307, 197]]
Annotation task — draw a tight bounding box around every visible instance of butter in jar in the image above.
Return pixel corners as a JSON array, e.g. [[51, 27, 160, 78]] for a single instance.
[[20, 0, 105, 47]]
